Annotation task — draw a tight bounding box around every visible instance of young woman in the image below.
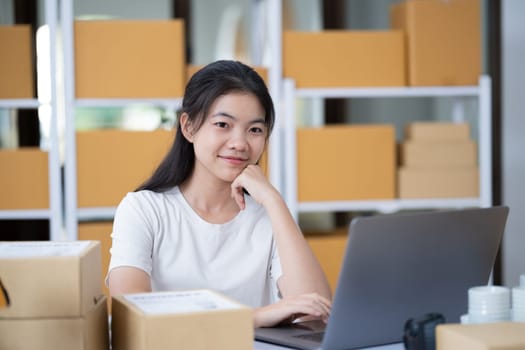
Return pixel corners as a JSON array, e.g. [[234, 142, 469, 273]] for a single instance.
[[107, 60, 331, 328]]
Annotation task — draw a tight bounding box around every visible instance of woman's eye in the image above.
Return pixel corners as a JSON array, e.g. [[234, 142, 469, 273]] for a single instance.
[[250, 127, 264, 134], [215, 122, 228, 128]]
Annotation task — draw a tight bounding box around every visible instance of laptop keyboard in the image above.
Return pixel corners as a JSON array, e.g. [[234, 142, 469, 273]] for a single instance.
[[294, 331, 325, 342]]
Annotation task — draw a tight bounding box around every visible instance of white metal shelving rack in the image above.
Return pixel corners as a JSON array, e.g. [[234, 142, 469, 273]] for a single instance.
[[282, 76, 492, 220], [0, 0, 63, 240], [60, 0, 186, 240]]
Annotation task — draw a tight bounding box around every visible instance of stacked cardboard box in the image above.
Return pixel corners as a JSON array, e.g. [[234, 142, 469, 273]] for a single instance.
[[391, 0, 481, 86], [0, 25, 34, 98], [0, 241, 109, 350], [112, 290, 253, 350], [398, 122, 479, 198]]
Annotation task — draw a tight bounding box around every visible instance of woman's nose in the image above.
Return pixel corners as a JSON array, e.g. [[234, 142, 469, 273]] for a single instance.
[[228, 132, 248, 150]]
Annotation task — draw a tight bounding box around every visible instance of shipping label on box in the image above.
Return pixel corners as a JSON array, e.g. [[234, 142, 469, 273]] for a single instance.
[[0, 241, 103, 318], [112, 290, 253, 350], [284, 30, 405, 87], [0, 25, 34, 98], [0, 296, 109, 350], [297, 125, 396, 201]]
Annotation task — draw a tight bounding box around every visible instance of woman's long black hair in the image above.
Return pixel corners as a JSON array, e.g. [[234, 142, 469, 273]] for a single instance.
[[135, 60, 275, 193]]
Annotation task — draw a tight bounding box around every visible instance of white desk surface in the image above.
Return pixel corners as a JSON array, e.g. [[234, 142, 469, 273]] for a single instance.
[[254, 340, 404, 350]]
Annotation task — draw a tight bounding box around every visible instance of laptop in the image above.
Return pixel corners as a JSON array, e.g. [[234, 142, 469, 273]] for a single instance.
[[255, 206, 509, 350]]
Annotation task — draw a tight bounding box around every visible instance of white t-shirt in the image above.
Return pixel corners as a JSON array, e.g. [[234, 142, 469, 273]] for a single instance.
[[108, 187, 283, 308]]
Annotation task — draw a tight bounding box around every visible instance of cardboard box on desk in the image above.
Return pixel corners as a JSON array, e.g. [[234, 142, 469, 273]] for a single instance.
[[405, 122, 471, 141], [398, 167, 479, 198], [297, 125, 396, 201], [111, 290, 253, 350], [391, 0, 481, 86], [436, 322, 525, 350], [0, 25, 34, 98], [0, 241, 102, 318], [0, 296, 109, 350], [283, 30, 405, 87], [0, 148, 49, 210], [75, 19, 186, 98]]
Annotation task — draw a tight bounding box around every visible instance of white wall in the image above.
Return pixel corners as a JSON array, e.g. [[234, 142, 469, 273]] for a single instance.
[[502, 0, 525, 286]]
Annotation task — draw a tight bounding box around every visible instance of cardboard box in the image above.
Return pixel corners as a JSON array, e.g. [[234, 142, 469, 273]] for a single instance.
[[283, 30, 405, 87], [391, 0, 481, 86], [0, 296, 109, 350], [436, 322, 525, 350], [398, 167, 479, 198], [77, 129, 173, 207], [400, 140, 477, 167], [0, 148, 49, 209], [0, 241, 102, 318], [405, 122, 471, 141], [297, 125, 396, 201], [111, 290, 253, 350], [305, 228, 348, 292], [0, 25, 34, 98], [75, 20, 186, 98], [78, 222, 113, 312]]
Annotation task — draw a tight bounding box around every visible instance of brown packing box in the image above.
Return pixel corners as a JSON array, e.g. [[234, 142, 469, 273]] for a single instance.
[[78, 222, 113, 312], [305, 227, 348, 292], [0, 241, 102, 318], [0, 25, 34, 98], [111, 290, 253, 350], [391, 0, 481, 86], [398, 167, 479, 198], [297, 125, 396, 201], [400, 140, 477, 167], [436, 322, 525, 350], [283, 30, 405, 87], [0, 296, 109, 350], [0, 148, 49, 209], [405, 122, 471, 141], [77, 129, 173, 207], [75, 20, 186, 98]]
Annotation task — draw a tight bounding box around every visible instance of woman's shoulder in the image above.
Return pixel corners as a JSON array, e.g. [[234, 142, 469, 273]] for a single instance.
[[118, 187, 182, 212]]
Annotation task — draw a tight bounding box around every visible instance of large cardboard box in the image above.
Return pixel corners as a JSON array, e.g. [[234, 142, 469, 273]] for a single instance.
[[436, 322, 525, 350], [0, 241, 102, 318], [78, 222, 113, 311], [391, 0, 481, 86], [405, 122, 471, 141], [77, 129, 173, 207], [297, 125, 396, 201], [398, 167, 479, 198], [0, 296, 109, 350], [75, 20, 186, 98], [111, 290, 253, 350], [0, 148, 49, 209], [0, 25, 34, 98], [400, 140, 477, 167], [283, 30, 405, 87]]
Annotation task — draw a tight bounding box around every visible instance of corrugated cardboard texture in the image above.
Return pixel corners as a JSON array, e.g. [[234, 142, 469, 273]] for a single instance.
[[405, 122, 471, 141], [0, 25, 34, 98], [78, 222, 113, 312], [391, 0, 481, 86], [111, 291, 253, 350], [0, 296, 109, 350], [76, 129, 174, 207], [0, 241, 102, 318], [297, 125, 396, 201], [398, 167, 479, 198], [0, 148, 49, 209], [436, 322, 525, 350], [400, 140, 477, 167], [75, 20, 186, 97], [283, 30, 405, 87]]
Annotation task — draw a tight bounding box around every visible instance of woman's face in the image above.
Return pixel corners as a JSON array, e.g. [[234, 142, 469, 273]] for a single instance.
[[182, 92, 267, 184]]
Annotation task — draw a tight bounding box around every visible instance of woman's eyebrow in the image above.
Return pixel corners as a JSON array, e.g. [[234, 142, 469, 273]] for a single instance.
[[211, 112, 266, 125]]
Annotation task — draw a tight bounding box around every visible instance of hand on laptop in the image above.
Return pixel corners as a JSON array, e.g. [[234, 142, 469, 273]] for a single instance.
[[254, 292, 332, 328]]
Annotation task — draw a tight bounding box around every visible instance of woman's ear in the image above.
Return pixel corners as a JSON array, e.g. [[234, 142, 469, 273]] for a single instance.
[[179, 113, 194, 143]]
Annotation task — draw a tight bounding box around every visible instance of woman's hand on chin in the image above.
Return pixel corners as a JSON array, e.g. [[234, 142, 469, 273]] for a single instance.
[[253, 293, 332, 328]]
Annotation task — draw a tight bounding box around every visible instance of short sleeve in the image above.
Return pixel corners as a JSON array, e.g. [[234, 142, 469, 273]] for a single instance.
[[107, 192, 155, 280]]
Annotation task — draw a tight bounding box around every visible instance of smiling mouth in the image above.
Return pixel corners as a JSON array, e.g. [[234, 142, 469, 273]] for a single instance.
[[219, 155, 248, 165]]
